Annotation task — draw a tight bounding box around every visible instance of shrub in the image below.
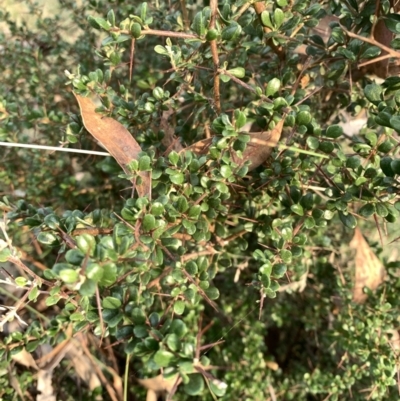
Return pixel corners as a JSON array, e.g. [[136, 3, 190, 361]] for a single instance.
[[1, 1, 400, 400]]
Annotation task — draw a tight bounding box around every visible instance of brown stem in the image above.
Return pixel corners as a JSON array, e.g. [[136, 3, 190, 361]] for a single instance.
[[138, 29, 198, 39], [341, 25, 400, 59], [253, 2, 285, 61], [7, 255, 53, 286], [219, 68, 291, 113], [96, 285, 105, 347], [209, 0, 221, 114], [179, 0, 190, 30], [129, 38, 135, 83]]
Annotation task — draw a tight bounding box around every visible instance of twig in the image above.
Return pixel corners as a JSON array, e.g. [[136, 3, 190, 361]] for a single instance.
[[209, 0, 221, 114], [253, 2, 285, 60], [179, 0, 190, 30], [129, 38, 135, 83], [96, 285, 105, 347], [358, 53, 391, 68], [341, 25, 400, 60], [120, 28, 198, 39], [218, 69, 291, 114], [7, 255, 53, 286]]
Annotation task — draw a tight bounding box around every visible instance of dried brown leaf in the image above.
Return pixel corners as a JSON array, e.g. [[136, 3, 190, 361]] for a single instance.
[[12, 348, 39, 370], [74, 93, 151, 198], [137, 374, 181, 400], [182, 137, 213, 156], [159, 107, 183, 152], [350, 227, 385, 303], [182, 119, 284, 171], [237, 119, 284, 170]]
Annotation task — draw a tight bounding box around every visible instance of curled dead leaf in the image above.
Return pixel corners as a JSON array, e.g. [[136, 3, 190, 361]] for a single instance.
[[350, 227, 385, 303], [182, 119, 284, 171], [74, 93, 151, 198], [137, 373, 181, 401]]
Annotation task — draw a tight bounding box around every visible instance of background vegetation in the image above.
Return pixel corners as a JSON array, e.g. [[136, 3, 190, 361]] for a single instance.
[[1, 0, 400, 400]]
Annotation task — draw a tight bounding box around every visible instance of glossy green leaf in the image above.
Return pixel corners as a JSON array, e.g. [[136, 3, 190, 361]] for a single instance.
[[59, 269, 79, 284], [102, 296, 122, 309], [154, 349, 175, 367], [173, 300, 185, 315], [338, 211, 357, 229], [184, 374, 204, 396], [364, 83, 383, 103], [266, 78, 281, 97]]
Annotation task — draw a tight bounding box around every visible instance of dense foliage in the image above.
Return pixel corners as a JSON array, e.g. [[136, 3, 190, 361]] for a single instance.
[[1, 0, 400, 400]]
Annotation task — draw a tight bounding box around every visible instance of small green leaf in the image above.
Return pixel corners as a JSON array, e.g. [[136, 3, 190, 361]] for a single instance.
[[174, 300, 185, 315], [169, 151, 180, 166], [102, 296, 122, 309], [234, 110, 246, 129], [37, 232, 58, 245], [364, 83, 383, 103], [209, 379, 228, 397], [326, 125, 343, 138], [380, 157, 395, 177], [291, 204, 304, 216], [306, 136, 319, 150], [360, 46, 381, 59], [140, 2, 147, 21], [101, 263, 117, 286], [79, 278, 96, 296], [280, 249, 292, 263], [154, 349, 175, 367], [88, 17, 111, 31], [391, 159, 400, 174], [59, 269, 79, 284], [319, 141, 334, 153], [274, 8, 285, 28], [0, 248, 11, 262], [188, 205, 201, 219], [272, 263, 287, 278], [107, 9, 115, 26], [266, 78, 281, 97], [261, 11, 274, 29], [166, 334, 180, 351], [143, 214, 156, 231], [46, 294, 61, 306], [221, 22, 242, 41], [170, 319, 188, 337], [192, 11, 206, 36], [296, 111, 311, 126], [133, 325, 148, 338], [28, 286, 39, 301], [273, 97, 288, 110], [151, 202, 165, 216], [139, 155, 151, 171], [131, 308, 146, 324], [15, 277, 28, 287], [176, 196, 189, 213], [86, 263, 103, 282], [375, 203, 389, 217], [220, 165, 232, 178], [346, 156, 361, 169], [184, 374, 204, 396], [170, 172, 184, 185], [338, 211, 357, 229], [154, 45, 168, 55], [205, 287, 220, 300], [227, 67, 245, 78], [76, 234, 96, 255]]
